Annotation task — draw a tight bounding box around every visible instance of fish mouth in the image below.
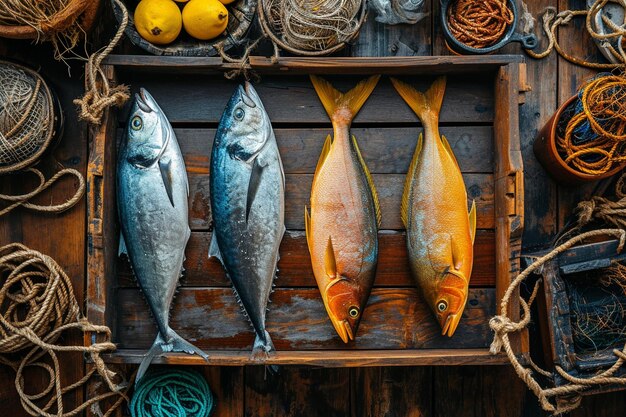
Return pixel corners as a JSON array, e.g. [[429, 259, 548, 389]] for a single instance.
[[441, 313, 462, 337], [330, 317, 354, 343], [136, 88, 154, 113], [239, 82, 258, 108]]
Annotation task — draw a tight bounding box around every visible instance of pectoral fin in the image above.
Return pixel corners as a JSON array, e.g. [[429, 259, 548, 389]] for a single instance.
[[325, 237, 337, 278], [208, 232, 224, 266], [401, 133, 423, 228], [469, 200, 476, 244], [158, 157, 175, 208], [246, 157, 266, 223], [352, 135, 381, 227]]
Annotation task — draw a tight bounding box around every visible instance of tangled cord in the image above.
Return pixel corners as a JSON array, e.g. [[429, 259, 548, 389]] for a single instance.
[[526, 0, 626, 68], [130, 368, 214, 417], [0, 243, 128, 417], [556, 73, 626, 175], [446, 0, 513, 49]]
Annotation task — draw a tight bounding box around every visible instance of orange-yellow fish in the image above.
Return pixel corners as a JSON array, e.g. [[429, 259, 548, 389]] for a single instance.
[[305, 75, 381, 343], [391, 76, 476, 337]]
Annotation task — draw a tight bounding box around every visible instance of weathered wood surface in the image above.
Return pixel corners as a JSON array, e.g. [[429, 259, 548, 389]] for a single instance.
[[117, 230, 496, 288], [116, 288, 496, 350]]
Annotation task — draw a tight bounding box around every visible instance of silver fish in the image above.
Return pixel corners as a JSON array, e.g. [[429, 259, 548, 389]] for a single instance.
[[209, 82, 285, 365], [117, 88, 208, 384]]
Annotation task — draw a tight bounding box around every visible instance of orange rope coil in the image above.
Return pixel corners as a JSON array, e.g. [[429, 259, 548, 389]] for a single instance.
[[446, 0, 513, 49]]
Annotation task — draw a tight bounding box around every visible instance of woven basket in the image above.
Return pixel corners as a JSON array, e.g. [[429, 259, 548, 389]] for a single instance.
[[0, 0, 101, 40], [258, 0, 367, 56], [113, 0, 257, 56]]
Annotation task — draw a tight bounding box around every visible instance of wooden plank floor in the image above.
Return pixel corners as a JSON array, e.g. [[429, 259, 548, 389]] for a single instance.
[[1, 0, 626, 416]]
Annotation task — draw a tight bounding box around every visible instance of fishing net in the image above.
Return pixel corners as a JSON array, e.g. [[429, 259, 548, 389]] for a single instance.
[[262, 0, 363, 53], [446, 0, 513, 49], [567, 266, 626, 355], [0, 63, 55, 173], [556, 73, 626, 175]]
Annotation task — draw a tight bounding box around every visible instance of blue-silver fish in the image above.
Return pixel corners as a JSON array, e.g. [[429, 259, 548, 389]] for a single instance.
[[117, 89, 208, 384], [209, 82, 284, 363]]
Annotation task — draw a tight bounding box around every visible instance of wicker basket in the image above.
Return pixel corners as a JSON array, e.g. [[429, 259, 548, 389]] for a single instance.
[[0, 0, 101, 40], [257, 0, 367, 56], [113, 0, 257, 56]]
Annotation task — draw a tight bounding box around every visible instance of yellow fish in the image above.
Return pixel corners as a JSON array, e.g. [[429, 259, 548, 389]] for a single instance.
[[391, 76, 476, 337], [305, 75, 381, 343]]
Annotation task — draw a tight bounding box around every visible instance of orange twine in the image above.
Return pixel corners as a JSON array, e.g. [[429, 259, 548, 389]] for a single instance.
[[446, 0, 513, 49], [558, 74, 626, 175]]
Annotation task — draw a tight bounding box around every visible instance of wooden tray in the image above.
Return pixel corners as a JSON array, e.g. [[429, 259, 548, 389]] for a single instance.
[[86, 55, 525, 367]]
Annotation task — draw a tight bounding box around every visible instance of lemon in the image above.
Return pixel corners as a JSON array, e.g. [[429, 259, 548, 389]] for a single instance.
[[134, 0, 182, 45], [182, 0, 229, 41]]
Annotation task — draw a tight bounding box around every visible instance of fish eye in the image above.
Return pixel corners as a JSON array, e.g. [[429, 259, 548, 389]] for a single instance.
[[131, 116, 143, 131], [348, 306, 360, 318], [234, 108, 245, 121], [437, 300, 448, 312]]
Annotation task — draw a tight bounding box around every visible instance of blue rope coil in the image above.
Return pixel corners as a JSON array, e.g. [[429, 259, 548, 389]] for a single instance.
[[130, 368, 214, 417]]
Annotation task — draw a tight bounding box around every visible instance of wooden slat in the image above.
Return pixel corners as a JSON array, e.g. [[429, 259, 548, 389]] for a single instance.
[[245, 367, 350, 417], [127, 125, 495, 175], [115, 288, 496, 350], [117, 230, 496, 288], [103, 349, 510, 366], [117, 75, 495, 124], [188, 173, 494, 230]]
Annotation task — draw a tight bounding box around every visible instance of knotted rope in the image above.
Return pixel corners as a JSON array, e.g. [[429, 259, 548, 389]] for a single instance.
[[0, 243, 128, 417], [130, 368, 214, 417], [491, 174, 626, 414], [446, 0, 513, 49], [73, 0, 129, 126], [0, 168, 85, 216], [526, 0, 626, 68]]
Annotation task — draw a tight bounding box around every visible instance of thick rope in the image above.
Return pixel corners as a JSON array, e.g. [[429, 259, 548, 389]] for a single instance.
[[525, 0, 626, 68], [130, 369, 214, 417], [0, 243, 128, 417], [73, 0, 129, 126], [575, 173, 626, 228], [446, 0, 513, 49], [0, 167, 85, 216]]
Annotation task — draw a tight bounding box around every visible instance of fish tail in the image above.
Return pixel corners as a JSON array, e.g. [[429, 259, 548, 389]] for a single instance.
[[135, 329, 209, 386], [391, 76, 446, 123], [310, 75, 380, 125], [251, 330, 280, 375]]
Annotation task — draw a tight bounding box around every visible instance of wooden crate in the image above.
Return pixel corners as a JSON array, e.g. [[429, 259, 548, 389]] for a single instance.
[[87, 55, 525, 367]]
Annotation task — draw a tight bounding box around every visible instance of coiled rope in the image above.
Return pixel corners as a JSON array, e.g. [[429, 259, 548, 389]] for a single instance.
[[446, 0, 513, 49], [130, 368, 214, 417], [490, 174, 626, 415], [0, 243, 128, 417], [526, 0, 626, 68]]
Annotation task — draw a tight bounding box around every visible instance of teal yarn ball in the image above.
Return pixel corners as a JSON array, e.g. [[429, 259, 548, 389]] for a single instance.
[[130, 368, 214, 417]]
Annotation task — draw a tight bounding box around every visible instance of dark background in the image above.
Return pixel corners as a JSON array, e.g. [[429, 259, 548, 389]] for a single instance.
[[1, 0, 625, 415]]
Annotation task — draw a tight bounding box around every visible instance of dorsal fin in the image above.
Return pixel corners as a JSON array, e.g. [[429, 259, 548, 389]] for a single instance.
[[315, 134, 333, 175], [324, 236, 337, 278], [469, 200, 476, 244], [305, 206, 312, 249], [352, 135, 381, 227], [440, 134, 460, 170], [401, 133, 423, 228]]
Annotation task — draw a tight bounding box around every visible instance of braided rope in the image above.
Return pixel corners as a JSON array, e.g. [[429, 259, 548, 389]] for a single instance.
[[446, 0, 513, 49]]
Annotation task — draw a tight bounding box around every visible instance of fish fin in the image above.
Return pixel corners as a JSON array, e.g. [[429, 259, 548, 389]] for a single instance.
[[168, 328, 209, 361], [246, 157, 265, 223], [310, 75, 380, 124], [401, 132, 423, 229], [324, 236, 337, 278], [305, 206, 312, 249], [252, 330, 280, 375], [440, 134, 460, 170], [469, 199, 477, 244], [158, 157, 175, 208], [118, 233, 128, 257], [208, 232, 224, 266], [390, 76, 446, 122], [352, 135, 381, 227], [135, 333, 165, 386], [315, 134, 333, 175]]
